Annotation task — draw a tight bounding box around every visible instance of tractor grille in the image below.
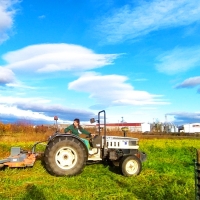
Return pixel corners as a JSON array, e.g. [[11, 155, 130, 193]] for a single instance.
[[107, 141, 120, 147], [129, 141, 137, 146]]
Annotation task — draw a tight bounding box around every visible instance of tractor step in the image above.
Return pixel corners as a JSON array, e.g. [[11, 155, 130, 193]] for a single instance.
[[88, 148, 101, 161]]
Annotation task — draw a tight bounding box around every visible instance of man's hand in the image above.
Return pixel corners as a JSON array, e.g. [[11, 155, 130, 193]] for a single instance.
[[88, 133, 95, 138]]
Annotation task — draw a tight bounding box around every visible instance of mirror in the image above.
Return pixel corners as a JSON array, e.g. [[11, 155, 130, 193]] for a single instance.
[[90, 118, 96, 123]]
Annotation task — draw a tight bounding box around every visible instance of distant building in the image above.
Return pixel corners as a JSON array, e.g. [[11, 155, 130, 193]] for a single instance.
[[84, 122, 151, 133], [141, 123, 151, 133], [179, 123, 200, 133]]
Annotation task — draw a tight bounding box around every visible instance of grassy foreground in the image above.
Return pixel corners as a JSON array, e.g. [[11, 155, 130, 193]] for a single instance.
[[0, 137, 200, 200]]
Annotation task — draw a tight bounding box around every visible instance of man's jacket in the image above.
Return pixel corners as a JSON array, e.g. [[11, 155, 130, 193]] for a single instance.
[[64, 124, 90, 136]]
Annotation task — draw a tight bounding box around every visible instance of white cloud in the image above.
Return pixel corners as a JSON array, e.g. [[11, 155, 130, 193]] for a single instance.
[[5, 82, 36, 89], [166, 111, 200, 124], [2, 43, 119, 73], [0, 104, 53, 122], [0, 67, 16, 84], [134, 78, 148, 82], [175, 76, 200, 88], [0, 96, 53, 122], [97, 0, 200, 43], [0, 96, 51, 106], [68, 73, 170, 106], [0, 95, 95, 122], [155, 46, 200, 75], [0, 0, 19, 44], [0, 66, 36, 89], [38, 15, 45, 19]]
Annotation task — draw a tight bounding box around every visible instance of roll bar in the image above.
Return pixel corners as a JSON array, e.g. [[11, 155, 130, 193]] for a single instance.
[[98, 110, 107, 148]]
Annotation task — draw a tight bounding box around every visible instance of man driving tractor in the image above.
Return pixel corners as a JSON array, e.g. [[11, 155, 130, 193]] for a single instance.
[[64, 118, 93, 149]]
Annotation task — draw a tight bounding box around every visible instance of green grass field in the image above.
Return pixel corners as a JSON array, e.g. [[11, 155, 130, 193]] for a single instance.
[[0, 138, 200, 200]]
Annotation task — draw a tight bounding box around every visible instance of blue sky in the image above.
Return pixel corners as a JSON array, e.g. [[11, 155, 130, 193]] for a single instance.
[[0, 0, 200, 125]]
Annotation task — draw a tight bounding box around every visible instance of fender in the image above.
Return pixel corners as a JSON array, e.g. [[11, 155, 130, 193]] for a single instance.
[[47, 133, 89, 157]]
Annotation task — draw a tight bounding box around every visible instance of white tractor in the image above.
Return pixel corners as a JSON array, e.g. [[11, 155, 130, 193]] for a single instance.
[[44, 110, 146, 177]]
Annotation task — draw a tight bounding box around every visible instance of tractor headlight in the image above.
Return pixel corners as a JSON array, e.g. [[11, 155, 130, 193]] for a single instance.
[[129, 140, 139, 146]]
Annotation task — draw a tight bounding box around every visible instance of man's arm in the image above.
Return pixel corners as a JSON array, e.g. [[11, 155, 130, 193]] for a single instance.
[[64, 124, 73, 133], [79, 127, 90, 135]]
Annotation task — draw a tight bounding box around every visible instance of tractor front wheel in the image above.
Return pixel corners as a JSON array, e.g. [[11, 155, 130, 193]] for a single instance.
[[119, 155, 142, 177]]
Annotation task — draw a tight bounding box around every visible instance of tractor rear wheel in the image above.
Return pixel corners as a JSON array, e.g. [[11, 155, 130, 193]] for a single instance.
[[44, 136, 87, 176], [119, 155, 142, 177]]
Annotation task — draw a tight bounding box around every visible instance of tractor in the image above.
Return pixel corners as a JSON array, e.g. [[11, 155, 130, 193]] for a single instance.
[[0, 110, 146, 177], [44, 110, 146, 176]]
